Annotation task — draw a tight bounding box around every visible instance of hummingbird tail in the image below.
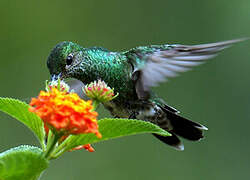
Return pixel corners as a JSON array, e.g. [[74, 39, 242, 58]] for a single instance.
[[154, 106, 208, 150], [166, 110, 208, 140], [153, 133, 184, 151]]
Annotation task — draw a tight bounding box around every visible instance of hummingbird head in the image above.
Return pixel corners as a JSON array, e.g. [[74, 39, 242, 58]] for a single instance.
[[47, 41, 85, 80]]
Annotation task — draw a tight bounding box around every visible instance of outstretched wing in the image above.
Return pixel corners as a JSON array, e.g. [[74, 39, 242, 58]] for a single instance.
[[126, 38, 246, 99]]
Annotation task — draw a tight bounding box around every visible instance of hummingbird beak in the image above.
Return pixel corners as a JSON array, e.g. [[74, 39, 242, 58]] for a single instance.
[[50, 73, 62, 81]]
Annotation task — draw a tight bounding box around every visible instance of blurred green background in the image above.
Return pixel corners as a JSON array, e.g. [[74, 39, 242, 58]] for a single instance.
[[0, 0, 250, 179]]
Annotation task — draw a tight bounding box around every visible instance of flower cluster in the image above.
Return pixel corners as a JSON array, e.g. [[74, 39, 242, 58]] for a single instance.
[[29, 87, 101, 138], [83, 80, 118, 102], [29, 79, 118, 155], [46, 79, 70, 92]]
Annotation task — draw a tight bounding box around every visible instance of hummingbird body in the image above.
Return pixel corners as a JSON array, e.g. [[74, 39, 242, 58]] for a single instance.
[[47, 39, 245, 150]]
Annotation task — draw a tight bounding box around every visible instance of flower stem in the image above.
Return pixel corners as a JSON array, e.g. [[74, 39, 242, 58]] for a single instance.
[[49, 135, 73, 159], [92, 100, 100, 110], [51, 148, 67, 159], [44, 133, 60, 159]]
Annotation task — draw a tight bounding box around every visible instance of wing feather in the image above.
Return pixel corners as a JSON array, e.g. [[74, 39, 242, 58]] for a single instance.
[[132, 38, 247, 99]]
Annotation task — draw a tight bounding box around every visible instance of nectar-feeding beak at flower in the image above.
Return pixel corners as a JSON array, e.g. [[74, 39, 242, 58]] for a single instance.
[[50, 73, 62, 81], [46, 79, 70, 92]]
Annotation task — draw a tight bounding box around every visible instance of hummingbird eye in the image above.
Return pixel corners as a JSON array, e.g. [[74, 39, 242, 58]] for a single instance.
[[66, 54, 74, 65]]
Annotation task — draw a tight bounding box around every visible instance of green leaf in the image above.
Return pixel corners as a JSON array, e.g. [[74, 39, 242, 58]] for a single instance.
[[54, 118, 171, 155], [0, 145, 49, 180], [0, 98, 45, 149]]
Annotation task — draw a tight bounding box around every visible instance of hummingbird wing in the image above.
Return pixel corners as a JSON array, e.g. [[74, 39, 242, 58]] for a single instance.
[[127, 38, 246, 99]]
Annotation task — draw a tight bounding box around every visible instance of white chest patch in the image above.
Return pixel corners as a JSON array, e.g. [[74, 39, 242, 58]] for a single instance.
[[136, 107, 156, 120]]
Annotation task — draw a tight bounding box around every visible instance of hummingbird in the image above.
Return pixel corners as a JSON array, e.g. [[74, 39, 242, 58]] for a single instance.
[[47, 38, 245, 150]]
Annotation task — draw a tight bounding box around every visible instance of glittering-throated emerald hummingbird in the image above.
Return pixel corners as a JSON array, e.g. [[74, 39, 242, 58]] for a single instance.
[[47, 39, 245, 150]]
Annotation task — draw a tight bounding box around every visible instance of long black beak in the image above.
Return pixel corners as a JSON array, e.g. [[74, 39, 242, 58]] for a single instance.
[[50, 73, 62, 81]]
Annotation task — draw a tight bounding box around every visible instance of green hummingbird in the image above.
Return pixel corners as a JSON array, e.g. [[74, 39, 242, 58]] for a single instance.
[[47, 38, 245, 150]]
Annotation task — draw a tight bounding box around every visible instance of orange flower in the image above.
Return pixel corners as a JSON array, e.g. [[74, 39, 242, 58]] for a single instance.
[[71, 144, 95, 152], [29, 88, 101, 138]]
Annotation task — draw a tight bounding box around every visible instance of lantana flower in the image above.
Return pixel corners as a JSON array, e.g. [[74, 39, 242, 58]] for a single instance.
[[46, 79, 70, 92], [28, 79, 119, 155], [29, 87, 101, 138], [83, 80, 118, 103]]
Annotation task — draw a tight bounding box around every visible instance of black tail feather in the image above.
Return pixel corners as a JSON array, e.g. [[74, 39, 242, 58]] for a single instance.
[[152, 105, 208, 150], [153, 133, 184, 151], [165, 110, 207, 141]]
